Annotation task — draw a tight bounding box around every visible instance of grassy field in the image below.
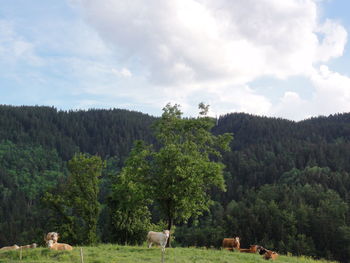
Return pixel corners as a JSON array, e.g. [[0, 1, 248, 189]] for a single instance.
[[0, 244, 338, 263]]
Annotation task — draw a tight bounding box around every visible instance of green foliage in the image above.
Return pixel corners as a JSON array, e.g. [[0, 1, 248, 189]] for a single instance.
[[108, 142, 153, 245], [152, 103, 232, 229], [0, 105, 155, 161], [118, 103, 233, 233], [0, 140, 65, 246], [221, 183, 348, 260], [44, 153, 105, 245], [2, 105, 350, 262]]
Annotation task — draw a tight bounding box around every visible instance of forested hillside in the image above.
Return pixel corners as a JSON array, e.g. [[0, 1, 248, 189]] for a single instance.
[[0, 105, 155, 161], [1, 105, 350, 262]]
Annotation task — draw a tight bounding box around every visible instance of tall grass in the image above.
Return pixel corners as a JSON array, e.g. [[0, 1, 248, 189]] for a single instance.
[[0, 244, 338, 263]]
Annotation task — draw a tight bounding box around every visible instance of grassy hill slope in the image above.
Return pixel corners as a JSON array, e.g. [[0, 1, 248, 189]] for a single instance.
[[0, 244, 337, 263]]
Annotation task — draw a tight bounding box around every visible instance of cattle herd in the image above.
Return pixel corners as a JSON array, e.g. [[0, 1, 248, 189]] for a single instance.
[[0, 231, 278, 260], [0, 232, 73, 252], [222, 236, 279, 260]]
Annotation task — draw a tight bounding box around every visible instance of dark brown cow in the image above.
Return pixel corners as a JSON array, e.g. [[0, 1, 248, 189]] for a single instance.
[[257, 245, 268, 255], [222, 237, 240, 251]]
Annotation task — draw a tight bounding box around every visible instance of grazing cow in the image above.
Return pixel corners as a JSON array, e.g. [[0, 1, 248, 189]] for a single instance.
[[44, 232, 59, 245], [147, 230, 170, 252], [47, 240, 73, 251], [19, 243, 37, 249], [263, 250, 278, 260], [240, 245, 258, 253], [0, 245, 19, 251], [222, 237, 240, 251]]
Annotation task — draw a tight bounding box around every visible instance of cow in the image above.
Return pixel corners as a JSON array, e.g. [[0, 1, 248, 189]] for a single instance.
[[19, 243, 37, 249], [0, 245, 19, 251], [44, 232, 59, 245], [147, 230, 170, 252], [240, 245, 258, 253], [263, 250, 278, 260], [257, 245, 268, 255], [222, 237, 240, 251], [47, 240, 73, 251]]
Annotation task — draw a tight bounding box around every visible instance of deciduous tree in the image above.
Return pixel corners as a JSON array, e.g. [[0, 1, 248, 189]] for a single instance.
[[117, 103, 233, 236]]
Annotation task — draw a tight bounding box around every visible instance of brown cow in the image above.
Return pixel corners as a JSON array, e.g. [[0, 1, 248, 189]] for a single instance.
[[47, 240, 73, 251], [263, 250, 279, 260], [240, 245, 258, 253], [222, 237, 240, 251]]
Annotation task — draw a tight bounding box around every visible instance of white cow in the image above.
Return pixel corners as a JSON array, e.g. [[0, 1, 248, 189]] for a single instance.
[[44, 232, 59, 245], [147, 230, 170, 252], [19, 243, 37, 249], [0, 245, 19, 251]]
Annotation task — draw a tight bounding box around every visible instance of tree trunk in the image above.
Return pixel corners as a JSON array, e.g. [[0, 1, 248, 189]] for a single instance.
[[166, 217, 173, 247]]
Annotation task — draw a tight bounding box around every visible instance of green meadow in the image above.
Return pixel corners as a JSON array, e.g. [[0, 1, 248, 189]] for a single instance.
[[0, 244, 337, 263]]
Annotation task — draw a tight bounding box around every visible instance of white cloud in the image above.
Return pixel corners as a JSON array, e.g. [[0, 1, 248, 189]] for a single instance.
[[310, 65, 350, 115], [315, 19, 347, 62], [0, 16, 133, 100], [0, 20, 43, 66], [69, 0, 348, 119], [272, 91, 309, 120], [272, 66, 350, 120], [2, 1, 348, 120], [112, 67, 132, 78], [74, 0, 346, 83]]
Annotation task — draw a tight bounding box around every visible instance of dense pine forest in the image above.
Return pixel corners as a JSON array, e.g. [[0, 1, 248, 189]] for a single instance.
[[1, 105, 350, 262]]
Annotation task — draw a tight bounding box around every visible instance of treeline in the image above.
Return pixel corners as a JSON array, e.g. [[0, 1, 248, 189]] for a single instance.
[[0, 105, 155, 161], [1, 105, 350, 262]]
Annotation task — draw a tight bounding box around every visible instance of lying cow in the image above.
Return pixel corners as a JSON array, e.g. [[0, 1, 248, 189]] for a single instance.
[[257, 245, 268, 255], [240, 245, 258, 253], [44, 232, 59, 245], [0, 245, 19, 251], [19, 243, 37, 249], [263, 250, 279, 260], [147, 230, 170, 252], [222, 237, 240, 251], [47, 239, 73, 251]]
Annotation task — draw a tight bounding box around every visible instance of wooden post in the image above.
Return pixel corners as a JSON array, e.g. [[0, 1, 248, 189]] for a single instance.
[[80, 247, 84, 263], [161, 249, 165, 263], [19, 247, 22, 260]]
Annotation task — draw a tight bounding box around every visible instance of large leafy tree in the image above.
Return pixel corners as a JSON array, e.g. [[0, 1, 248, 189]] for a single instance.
[[108, 142, 153, 244], [44, 153, 105, 245], [117, 103, 233, 235]]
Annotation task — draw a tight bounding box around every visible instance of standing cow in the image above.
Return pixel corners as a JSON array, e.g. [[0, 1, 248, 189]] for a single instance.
[[147, 230, 170, 252], [222, 237, 240, 251]]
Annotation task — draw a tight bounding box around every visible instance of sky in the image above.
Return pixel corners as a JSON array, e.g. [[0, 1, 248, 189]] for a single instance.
[[1, 0, 350, 120]]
